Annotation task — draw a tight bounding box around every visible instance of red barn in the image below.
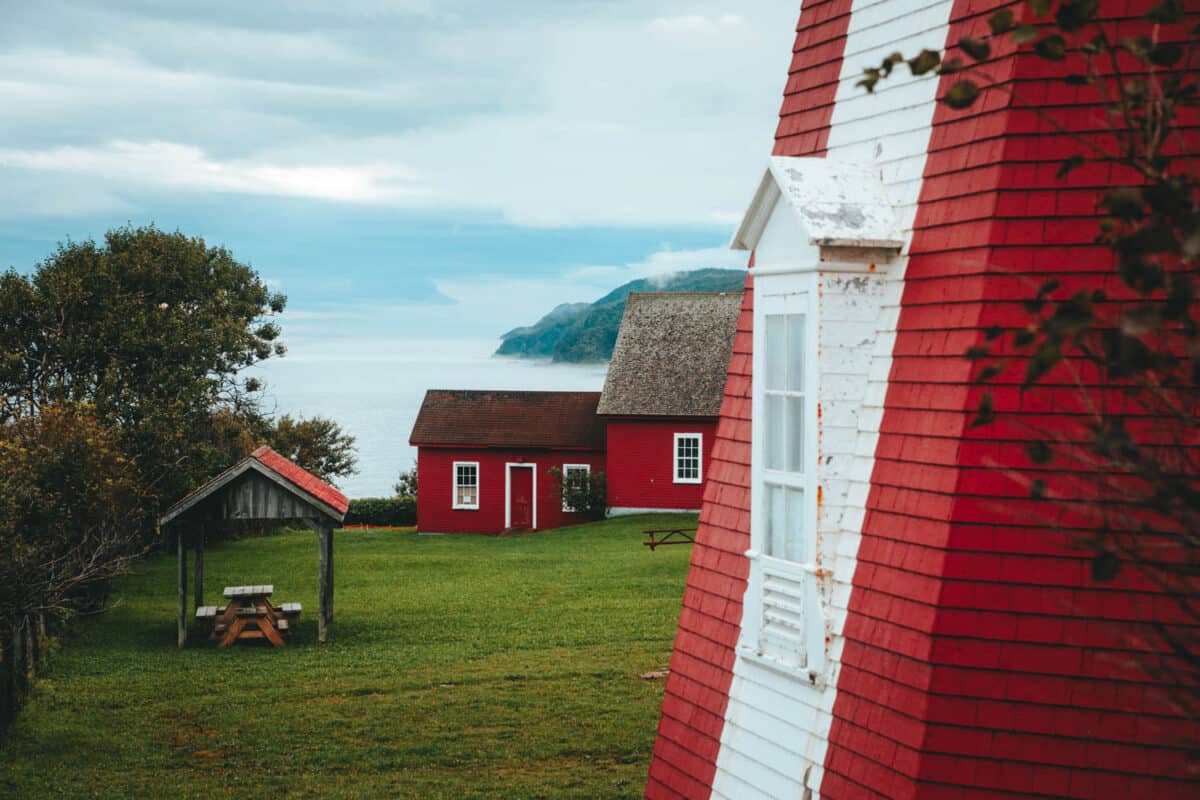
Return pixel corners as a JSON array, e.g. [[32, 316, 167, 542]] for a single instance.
[[647, 2, 1199, 799], [598, 292, 741, 515], [409, 390, 605, 534]]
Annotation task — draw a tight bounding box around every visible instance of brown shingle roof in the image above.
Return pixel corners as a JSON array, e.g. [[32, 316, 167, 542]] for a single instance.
[[597, 292, 742, 417], [409, 390, 605, 449]]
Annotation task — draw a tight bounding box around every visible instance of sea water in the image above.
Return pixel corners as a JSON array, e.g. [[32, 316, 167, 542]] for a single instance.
[[251, 338, 608, 498]]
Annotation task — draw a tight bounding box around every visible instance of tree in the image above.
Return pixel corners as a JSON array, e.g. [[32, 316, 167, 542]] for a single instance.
[[0, 224, 287, 506], [862, 0, 1197, 723], [265, 414, 357, 484], [394, 463, 418, 498], [0, 404, 149, 713], [548, 467, 608, 521]]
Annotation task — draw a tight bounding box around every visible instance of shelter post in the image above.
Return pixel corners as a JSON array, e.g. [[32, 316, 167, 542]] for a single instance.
[[317, 524, 332, 644], [193, 522, 205, 610], [177, 527, 187, 648]]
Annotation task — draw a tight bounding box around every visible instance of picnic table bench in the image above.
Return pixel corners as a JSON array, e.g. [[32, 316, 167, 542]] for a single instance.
[[643, 527, 697, 551], [195, 585, 302, 647]]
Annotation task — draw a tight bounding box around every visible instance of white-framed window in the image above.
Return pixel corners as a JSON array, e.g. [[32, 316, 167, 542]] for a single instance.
[[452, 461, 479, 509], [744, 283, 824, 678], [674, 433, 703, 484], [561, 463, 591, 511]]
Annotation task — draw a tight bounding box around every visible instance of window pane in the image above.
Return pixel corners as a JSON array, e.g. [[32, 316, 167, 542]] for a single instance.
[[787, 314, 806, 392], [765, 395, 784, 470], [785, 395, 805, 473], [785, 486, 805, 562], [765, 484, 805, 561], [765, 315, 785, 391]]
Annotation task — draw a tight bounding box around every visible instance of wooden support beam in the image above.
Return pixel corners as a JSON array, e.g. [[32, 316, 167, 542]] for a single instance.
[[193, 523, 205, 610], [317, 524, 331, 644], [328, 527, 334, 624], [177, 528, 188, 648]]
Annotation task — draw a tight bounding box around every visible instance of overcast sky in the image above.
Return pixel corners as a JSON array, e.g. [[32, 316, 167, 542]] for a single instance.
[[2, 1, 801, 491]]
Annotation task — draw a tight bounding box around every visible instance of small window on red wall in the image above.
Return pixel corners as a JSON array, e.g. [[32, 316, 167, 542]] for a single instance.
[[453, 461, 479, 509], [674, 433, 702, 484]]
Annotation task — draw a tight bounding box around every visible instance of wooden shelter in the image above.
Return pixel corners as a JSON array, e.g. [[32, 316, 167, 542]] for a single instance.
[[158, 446, 349, 647]]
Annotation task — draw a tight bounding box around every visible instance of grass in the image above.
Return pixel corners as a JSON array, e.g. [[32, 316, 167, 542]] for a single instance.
[[0, 514, 695, 799]]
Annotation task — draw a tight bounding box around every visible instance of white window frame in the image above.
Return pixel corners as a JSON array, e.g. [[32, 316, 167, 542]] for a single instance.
[[673, 432, 703, 485], [742, 274, 825, 680], [560, 463, 591, 512], [452, 461, 480, 510]]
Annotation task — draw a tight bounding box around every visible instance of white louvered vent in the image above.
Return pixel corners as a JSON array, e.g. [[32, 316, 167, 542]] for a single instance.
[[759, 571, 809, 668]]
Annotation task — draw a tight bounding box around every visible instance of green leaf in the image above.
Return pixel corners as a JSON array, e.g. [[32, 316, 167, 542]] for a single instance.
[[976, 363, 1004, 383], [965, 345, 990, 360], [1023, 340, 1062, 386], [1149, 42, 1183, 67], [1063, 74, 1091, 86], [1013, 328, 1037, 347], [1146, 1, 1185, 24], [969, 392, 995, 428], [857, 68, 881, 93], [908, 49, 942, 76], [1024, 441, 1054, 465], [1100, 187, 1145, 220], [1035, 35, 1067, 60], [1012, 25, 1039, 44], [1091, 551, 1121, 582], [984, 325, 1004, 341], [1030, 479, 1047, 499], [943, 80, 981, 109], [1056, 0, 1098, 32], [959, 36, 991, 61], [1056, 154, 1085, 178], [937, 57, 965, 75], [1028, 0, 1051, 18], [989, 9, 1015, 34]]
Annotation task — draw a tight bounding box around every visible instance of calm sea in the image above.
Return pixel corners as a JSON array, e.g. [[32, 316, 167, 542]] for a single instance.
[[251, 338, 608, 498]]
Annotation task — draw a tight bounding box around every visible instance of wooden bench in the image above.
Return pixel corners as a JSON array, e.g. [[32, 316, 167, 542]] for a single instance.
[[195, 605, 226, 620], [643, 528, 697, 551], [278, 602, 302, 616]]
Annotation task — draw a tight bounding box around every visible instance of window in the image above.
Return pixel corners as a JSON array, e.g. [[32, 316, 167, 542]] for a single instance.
[[561, 463, 591, 511], [453, 462, 479, 509], [746, 287, 824, 677], [674, 433, 702, 484]]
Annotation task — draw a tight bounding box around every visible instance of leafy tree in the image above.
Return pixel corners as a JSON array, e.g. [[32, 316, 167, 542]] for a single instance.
[[265, 414, 357, 484], [0, 404, 149, 711], [862, 1, 1197, 722], [394, 463, 418, 498], [0, 224, 287, 505], [548, 467, 608, 521]]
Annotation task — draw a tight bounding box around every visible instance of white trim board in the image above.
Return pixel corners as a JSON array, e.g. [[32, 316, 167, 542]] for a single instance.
[[504, 463, 538, 530]]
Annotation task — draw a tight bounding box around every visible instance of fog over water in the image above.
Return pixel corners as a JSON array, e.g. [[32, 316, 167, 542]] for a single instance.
[[252, 338, 608, 498]]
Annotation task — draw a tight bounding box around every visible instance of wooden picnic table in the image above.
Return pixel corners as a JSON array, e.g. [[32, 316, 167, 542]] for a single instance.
[[195, 585, 302, 648], [643, 527, 697, 551]]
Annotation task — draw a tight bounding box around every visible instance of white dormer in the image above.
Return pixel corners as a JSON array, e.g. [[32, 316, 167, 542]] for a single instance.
[[732, 157, 903, 272], [732, 157, 904, 682]]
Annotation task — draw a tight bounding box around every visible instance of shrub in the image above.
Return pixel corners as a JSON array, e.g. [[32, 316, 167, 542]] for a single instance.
[[344, 496, 416, 527], [547, 467, 608, 521]]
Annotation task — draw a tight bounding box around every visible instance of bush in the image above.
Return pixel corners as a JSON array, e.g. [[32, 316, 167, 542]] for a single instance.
[[344, 496, 416, 527], [547, 467, 608, 521]]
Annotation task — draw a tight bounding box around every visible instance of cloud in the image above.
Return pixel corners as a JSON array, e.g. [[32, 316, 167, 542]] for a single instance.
[[0, 0, 801, 228]]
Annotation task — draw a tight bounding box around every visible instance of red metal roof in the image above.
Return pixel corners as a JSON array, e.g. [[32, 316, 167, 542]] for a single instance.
[[250, 445, 350, 515], [409, 390, 605, 450]]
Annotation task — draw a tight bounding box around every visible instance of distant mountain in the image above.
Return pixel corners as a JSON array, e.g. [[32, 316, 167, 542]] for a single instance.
[[495, 268, 745, 363]]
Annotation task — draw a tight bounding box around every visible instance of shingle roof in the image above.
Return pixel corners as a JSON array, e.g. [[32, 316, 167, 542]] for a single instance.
[[409, 390, 605, 449], [597, 292, 742, 417], [250, 446, 350, 515]]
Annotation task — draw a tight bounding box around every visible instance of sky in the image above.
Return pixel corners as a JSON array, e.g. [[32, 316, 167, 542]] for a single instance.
[[0, 0, 802, 493]]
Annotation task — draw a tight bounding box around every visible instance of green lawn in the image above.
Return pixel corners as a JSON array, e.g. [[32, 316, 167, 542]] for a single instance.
[[0, 515, 695, 799]]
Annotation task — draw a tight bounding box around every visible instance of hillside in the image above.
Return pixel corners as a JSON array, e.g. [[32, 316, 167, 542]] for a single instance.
[[495, 268, 745, 363]]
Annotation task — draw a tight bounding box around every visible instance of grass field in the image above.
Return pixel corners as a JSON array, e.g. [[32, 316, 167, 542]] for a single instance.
[[0, 515, 695, 799]]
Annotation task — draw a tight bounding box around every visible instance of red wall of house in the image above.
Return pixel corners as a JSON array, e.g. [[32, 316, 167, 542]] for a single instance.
[[416, 447, 605, 534], [604, 418, 718, 512]]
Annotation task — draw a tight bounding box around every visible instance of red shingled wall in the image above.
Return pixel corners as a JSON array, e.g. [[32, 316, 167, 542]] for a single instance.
[[645, 1, 852, 796], [416, 447, 605, 534], [822, 1, 1200, 798], [605, 419, 718, 511]]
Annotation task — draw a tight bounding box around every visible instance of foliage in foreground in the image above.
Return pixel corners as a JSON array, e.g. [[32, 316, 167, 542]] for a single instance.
[[862, 0, 1198, 721], [0, 516, 695, 799], [344, 496, 417, 527]]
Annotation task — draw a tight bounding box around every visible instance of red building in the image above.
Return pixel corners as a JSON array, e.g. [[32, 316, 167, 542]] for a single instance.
[[598, 292, 741, 515], [647, 2, 1198, 799], [409, 390, 605, 534]]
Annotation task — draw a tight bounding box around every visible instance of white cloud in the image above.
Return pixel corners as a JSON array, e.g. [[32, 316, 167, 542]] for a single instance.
[[0, 1, 800, 228]]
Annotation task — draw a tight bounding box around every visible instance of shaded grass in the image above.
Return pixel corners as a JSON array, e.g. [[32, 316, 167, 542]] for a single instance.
[[0, 514, 694, 799]]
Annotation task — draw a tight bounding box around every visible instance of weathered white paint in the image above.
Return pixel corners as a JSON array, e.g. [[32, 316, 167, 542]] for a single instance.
[[606, 506, 702, 516], [712, 1, 952, 797], [732, 157, 904, 251]]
